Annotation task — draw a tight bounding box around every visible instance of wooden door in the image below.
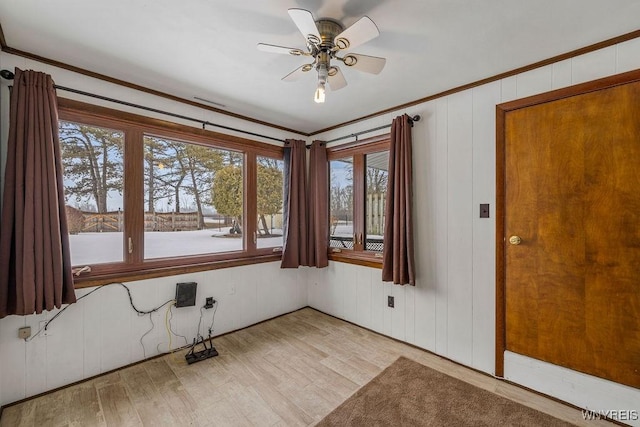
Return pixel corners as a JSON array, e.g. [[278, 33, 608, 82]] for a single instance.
[[497, 72, 640, 389]]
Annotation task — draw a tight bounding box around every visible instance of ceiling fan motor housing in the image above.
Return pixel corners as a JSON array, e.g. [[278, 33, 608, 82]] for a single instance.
[[315, 19, 344, 51], [314, 19, 344, 73]]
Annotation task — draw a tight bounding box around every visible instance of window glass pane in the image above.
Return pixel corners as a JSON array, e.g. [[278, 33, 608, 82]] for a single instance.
[[60, 121, 125, 265], [256, 156, 284, 249], [329, 157, 354, 249], [365, 151, 389, 252], [143, 136, 243, 259]]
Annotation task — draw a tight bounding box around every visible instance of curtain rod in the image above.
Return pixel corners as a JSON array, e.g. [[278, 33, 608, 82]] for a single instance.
[[324, 115, 421, 144], [0, 69, 288, 143]]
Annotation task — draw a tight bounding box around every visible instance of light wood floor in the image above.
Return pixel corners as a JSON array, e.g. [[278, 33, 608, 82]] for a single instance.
[[0, 308, 614, 426]]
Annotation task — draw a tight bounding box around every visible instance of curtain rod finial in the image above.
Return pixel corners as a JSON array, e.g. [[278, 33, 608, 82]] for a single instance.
[[1, 69, 15, 80]]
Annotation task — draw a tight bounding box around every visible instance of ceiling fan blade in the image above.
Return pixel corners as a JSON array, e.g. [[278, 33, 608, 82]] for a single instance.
[[257, 43, 307, 56], [282, 64, 314, 82], [340, 53, 386, 74], [327, 66, 347, 91], [288, 8, 321, 45], [334, 16, 379, 51]]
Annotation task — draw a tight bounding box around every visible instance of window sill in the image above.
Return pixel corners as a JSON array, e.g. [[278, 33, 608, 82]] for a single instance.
[[72, 253, 282, 288], [328, 251, 383, 269]]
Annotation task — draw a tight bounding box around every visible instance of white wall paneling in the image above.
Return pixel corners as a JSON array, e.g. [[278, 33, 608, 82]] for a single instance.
[[571, 46, 617, 85], [369, 268, 385, 333], [355, 266, 373, 330], [515, 65, 553, 98], [552, 59, 573, 90], [617, 37, 640, 73], [411, 101, 437, 351], [470, 81, 500, 374], [445, 89, 474, 367], [433, 97, 449, 356]]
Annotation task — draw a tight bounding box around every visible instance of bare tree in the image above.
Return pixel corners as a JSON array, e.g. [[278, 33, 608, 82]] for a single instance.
[[60, 121, 123, 213]]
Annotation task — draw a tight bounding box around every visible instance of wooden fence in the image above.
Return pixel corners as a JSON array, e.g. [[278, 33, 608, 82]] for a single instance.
[[145, 212, 199, 231], [366, 192, 385, 235], [81, 211, 124, 232], [78, 211, 201, 232]]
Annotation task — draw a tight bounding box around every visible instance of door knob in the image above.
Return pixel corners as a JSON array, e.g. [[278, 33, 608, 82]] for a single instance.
[[509, 236, 522, 245]]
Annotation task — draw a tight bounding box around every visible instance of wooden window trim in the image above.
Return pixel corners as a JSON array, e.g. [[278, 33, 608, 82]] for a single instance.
[[327, 134, 389, 267], [58, 98, 283, 157], [59, 98, 284, 287]]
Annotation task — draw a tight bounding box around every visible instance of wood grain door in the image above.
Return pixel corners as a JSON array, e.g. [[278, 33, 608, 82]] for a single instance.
[[498, 73, 640, 389]]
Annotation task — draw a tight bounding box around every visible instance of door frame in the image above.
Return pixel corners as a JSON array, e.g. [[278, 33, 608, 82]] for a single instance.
[[494, 68, 640, 377]]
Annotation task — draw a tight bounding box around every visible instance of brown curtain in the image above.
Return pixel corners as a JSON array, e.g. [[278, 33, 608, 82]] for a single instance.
[[382, 114, 416, 285], [0, 68, 76, 318], [307, 140, 328, 268], [281, 139, 309, 268]]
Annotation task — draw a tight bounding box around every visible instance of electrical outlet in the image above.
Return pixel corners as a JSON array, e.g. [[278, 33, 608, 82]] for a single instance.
[[388, 296, 395, 308], [18, 326, 31, 339], [39, 320, 51, 337], [204, 297, 215, 309]]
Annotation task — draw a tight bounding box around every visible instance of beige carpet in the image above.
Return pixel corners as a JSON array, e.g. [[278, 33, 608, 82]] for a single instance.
[[317, 356, 575, 426]]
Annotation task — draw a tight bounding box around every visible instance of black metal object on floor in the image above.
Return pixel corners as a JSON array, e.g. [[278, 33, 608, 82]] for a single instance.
[[185, 335, 218, 364]]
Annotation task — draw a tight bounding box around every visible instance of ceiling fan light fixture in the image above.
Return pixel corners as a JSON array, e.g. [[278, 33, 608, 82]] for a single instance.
[[315, 63, 328, 103], [314, 82, 326, 103]]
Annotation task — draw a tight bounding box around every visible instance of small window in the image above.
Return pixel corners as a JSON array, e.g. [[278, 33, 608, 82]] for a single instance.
[[60, 120, 125, 265], [329, 157, 354, 249], [365, 151, 388, 252], [256, 156, 284, 249], [327, 136, 390, 264]]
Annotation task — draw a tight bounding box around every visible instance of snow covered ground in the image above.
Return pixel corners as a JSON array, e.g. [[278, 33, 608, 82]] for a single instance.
[[68, 229, 283, 266], [68, 223, 378, 266]]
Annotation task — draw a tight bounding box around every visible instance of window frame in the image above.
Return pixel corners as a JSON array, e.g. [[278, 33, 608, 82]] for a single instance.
[[59, 98, 284, 288], [327, 134, 390, 268]]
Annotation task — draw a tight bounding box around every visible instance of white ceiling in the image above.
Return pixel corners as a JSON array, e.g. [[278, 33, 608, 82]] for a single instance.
[[1, 0, 639, 134]]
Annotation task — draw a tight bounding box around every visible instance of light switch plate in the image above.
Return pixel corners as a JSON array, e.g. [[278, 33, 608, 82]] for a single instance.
[[480, 203, 490, 218]]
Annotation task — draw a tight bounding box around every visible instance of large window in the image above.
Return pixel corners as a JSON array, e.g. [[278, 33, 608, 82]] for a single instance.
[[328, 135, 389, 265], [58, 99, 284, 286], [143, 136, 244, 259]]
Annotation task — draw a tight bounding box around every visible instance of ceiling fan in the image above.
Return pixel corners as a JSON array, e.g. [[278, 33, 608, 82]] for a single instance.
[[257, 8, 386, 103]]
